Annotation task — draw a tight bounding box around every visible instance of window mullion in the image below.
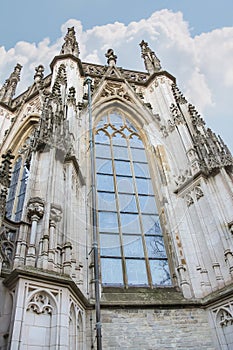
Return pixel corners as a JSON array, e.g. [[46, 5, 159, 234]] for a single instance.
[[109, 131, 127, 286], [127, 136, 152, 287]]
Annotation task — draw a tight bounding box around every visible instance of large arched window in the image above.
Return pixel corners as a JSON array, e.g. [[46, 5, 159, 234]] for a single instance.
[[95, 111, 171, 287]]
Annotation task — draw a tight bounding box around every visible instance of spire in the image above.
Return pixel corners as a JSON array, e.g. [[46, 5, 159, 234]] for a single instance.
[[139, 40, 161, 74], [0, 63, 22, 105], [60, 27, 80, 58], [105, 49, 117, 67]]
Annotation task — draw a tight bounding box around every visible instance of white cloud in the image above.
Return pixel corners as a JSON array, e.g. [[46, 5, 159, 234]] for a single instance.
[[0, 10, 232, 151]]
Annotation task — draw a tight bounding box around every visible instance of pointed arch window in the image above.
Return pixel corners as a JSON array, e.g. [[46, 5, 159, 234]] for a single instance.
[[95, 111, 171, 287], [6, 152, 30, 222]]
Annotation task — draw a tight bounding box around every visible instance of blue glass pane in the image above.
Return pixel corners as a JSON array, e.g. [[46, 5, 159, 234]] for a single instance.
[[125, 119, 138, 132], [120, 213, 141, 234], [126, 259, 148, 285], [149, 260, 171, 286], [101, 258, 123, 284], [96, 116, 108, 128], [131, 148, 147, 162], [109, 113, 123, 127], [139, 195, 158, 214], [96, 158, 113, 174], [129, 135, 144, 148], [100, 234, 121, 256], [98, 192, 116, 211], [114, 160, 132, 176], [146, 236, 167, 258], [111, 133, 127, 146], [133, 162, 150, 178], [119, 194, 137, 213], [97, 174, 114, 192], [116, 176, 135, 193], [6, 157, 22, 219], [105, 125, 115, 134], [95, 144, 111, 158], [99, 212, 119, 233], [142, 215, 162, 235], [136, 178, 153, 195], [15, 166, 30, 221], [113, 146, 129, 160], [123, 235, 144, 257], [95, 130, 110, 144], [121, 127, 132, 137]]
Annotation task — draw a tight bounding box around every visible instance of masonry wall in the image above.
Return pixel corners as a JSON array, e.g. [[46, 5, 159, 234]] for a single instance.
[[101, 307, 216, 350]]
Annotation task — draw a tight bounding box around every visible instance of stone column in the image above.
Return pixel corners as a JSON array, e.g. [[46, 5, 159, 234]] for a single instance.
[[48, 205, 62, 270], [177, 264, 192, 299], [26, 197, 44, 266]]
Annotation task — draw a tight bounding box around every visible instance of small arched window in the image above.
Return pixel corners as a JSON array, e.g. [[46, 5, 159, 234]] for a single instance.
[[6, 155, 30, 222], [95, 111, 171, 287]]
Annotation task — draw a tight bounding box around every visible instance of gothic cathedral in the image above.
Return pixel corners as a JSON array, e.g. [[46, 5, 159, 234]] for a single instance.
[[0, 27, 233, 349]]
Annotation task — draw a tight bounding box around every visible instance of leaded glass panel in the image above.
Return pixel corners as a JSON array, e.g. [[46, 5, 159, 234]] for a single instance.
[[98, 192, 116, 211], [126, 259, 148, 285], [101, 258, 123, 284], [97, 174, 114, 192], [123, 235, 144, 258], [98, 212, 118, 233], [149, 260, 171, 286], [100, 234, 121, 257]]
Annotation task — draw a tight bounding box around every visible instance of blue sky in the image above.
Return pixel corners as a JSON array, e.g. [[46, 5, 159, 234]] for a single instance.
[[1, 0, 233, 48], [0, 1, 232, 151]]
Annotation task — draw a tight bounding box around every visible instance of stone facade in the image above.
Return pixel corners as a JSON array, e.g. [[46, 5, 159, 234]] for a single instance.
[[0, 27, 233, 349]]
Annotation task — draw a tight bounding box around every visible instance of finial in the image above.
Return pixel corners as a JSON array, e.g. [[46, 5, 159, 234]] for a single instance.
[[34, 65, 44, 83], [0, 63, 22, 105], [34, 65, 45, 90], [139, 40, 161, 74], [105, 49, 117, 67], [60, 27, 80, 58]]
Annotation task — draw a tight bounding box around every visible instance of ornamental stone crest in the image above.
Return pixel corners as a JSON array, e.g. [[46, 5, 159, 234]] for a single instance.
[[101, 82, 132, 101]]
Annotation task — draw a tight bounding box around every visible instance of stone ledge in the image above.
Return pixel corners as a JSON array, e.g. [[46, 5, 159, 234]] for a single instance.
[[201, 282, 233, 307], [100, 286, 199, 308], [3, 267, 91, 309]]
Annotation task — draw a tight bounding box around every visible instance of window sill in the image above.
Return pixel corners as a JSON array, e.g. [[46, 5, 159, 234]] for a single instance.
[[100, 286, 199, 307]]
